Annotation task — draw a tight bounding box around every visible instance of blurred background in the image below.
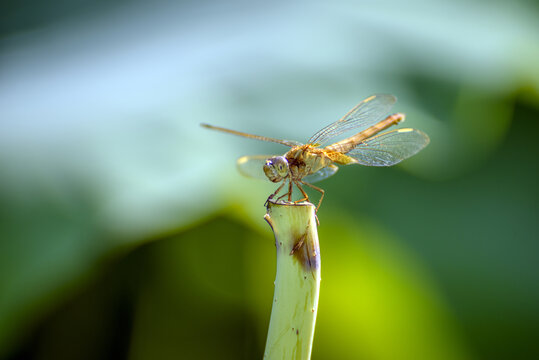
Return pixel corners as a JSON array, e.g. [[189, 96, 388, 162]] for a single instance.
[[1, 0, 538, 359]]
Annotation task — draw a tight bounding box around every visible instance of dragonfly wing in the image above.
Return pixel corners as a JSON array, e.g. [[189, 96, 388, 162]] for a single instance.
[[347, 128, 430, 166], [281, 139, 304, 147], [307, 94, 397, 146], [303, 164, 339, 184], [236, 155, 271, 180]]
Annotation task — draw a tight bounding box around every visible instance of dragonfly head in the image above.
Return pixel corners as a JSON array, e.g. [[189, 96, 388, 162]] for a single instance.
[[263, 156, 289, 182]]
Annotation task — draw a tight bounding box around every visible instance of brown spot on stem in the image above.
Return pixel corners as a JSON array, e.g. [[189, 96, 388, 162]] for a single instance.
[[291, 227, 320, 271], [290, 234, 305, 255]]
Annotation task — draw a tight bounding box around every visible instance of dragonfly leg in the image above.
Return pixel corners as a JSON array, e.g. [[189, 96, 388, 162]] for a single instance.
[[266, 180, 287, 206], [300, 180, 325, 212], [287, 179, 293, 202], [293, 181, 319, 225], [293, 180, 310, 204], [276, 178, 293, 202]]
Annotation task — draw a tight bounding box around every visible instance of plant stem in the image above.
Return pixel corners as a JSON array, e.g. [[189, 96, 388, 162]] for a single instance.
[[263, 200, 321, 360]]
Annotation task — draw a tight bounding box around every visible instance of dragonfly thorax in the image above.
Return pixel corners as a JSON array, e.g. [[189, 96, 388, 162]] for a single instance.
[[263, 156, 289, 183], [285, 145, 334, 180]]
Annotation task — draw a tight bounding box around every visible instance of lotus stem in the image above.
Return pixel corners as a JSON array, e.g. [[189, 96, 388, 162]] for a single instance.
[[263, 200, 321, 360]]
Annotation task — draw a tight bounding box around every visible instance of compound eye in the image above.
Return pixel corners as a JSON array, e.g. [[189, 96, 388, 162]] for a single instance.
[[272, 156, 288, 176]]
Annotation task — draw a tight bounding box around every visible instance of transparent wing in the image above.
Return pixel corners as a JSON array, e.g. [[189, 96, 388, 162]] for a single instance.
[[348, 128, 430, 166], [307, 94, 397, 146], [303, 164, 339, 184], [236, 155, 271, 180]]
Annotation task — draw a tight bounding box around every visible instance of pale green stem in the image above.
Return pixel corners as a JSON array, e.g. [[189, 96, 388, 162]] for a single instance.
[[263, 200, 321, 360]]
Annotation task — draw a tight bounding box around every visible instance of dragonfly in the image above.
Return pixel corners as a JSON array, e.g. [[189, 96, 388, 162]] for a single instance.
[[202, 94, 429, 211]]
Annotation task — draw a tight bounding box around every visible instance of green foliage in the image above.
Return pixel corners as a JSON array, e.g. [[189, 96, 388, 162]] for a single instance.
[[0, 212, 473, 359]]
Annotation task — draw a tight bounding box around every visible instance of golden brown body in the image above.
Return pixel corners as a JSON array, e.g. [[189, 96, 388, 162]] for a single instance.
[[324, 113, 404, 153], [285, 145, 333, 180]]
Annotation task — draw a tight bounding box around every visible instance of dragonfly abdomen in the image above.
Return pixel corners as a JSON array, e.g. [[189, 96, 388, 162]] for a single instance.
[[325, 150, 358, 165], [324, 112, 405, 154]]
